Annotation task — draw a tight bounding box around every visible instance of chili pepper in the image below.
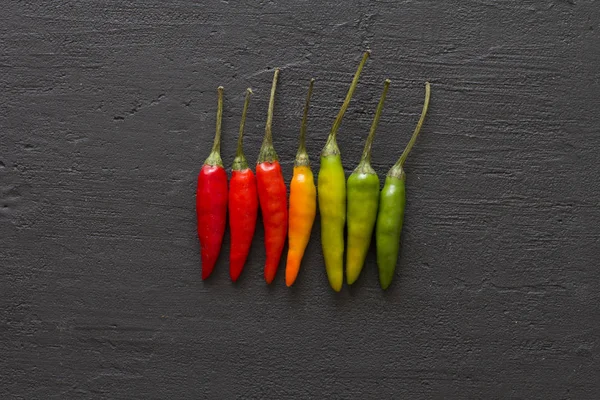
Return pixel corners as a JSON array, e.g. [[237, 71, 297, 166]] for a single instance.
[[196, 86, 228, 280], [229, 88, 258, 282], [376, 82, 431, 290], [346, 79, 390, 285], [285, 79, 316, 287], [256, 68, 287, 284], [318, 51, 370, 292]]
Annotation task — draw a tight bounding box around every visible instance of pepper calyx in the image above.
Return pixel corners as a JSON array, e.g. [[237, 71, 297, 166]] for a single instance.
[[232, 154, 248, 171], [257, 144, 279, 164], [321, 135, 340, 157], [294, 150, 310, 167], [387, 164, 406, 180], [354, 160, 376, 175], [204, 151, 224, 167]]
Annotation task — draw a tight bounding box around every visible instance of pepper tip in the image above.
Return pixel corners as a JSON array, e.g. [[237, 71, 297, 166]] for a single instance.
[[264, 271, 275, 285]]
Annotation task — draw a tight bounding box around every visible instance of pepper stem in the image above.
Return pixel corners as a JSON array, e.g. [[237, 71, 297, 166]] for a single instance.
[[204, 86, 224, 166], [323, 50, 370, 155], [396, 82, 431, 168], [359, 79, 390, 167], [295, 78, 315, 167], [232, 88, 252, 171], [258, 68, 280, 164]]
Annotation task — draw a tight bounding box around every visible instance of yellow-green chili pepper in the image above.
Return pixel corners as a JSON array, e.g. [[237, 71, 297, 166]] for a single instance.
[[318, 50, 370, 292], [346, 79, 390, 285], [376, 82, 431, 290]]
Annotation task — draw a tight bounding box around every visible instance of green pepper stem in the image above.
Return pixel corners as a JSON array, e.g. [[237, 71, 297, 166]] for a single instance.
[[212, 86, 224, 154], [232, 88, 252, 171], [295, 78, 315, 166], [395, 82, 431, 168], [237, 88, 252, 158], [359, 79, 390, 166], [205, 86, 224, 166], [258, 68, 280, 163], [323, 50, 370, 155]]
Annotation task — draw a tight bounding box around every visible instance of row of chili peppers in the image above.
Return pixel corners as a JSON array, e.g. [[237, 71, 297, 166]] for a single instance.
[[196, 51, 431, 290]]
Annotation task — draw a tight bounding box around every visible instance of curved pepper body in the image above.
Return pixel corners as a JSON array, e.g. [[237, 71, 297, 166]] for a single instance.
[[256, 161, 288, 284], [228, 168, 258, 282], [196, 165, 228, 279], [375, 175, 406, 289], [318, 154, 346, 292], [376, 81, 430, 290], [316, 51, 371, 291], [346, 172, 380, 284], [286, 165, 316, 286]]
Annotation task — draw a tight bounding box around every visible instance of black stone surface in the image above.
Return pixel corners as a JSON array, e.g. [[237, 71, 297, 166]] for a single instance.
[[1, 1, 599, 398]]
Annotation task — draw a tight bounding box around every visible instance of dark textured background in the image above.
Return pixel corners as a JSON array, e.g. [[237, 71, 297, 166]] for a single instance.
[[1, 1, 599, 399]]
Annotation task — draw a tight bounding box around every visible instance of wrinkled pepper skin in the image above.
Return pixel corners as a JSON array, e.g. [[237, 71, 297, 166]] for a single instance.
[[257, 161, 288, 284], [346, 172, 380, 283], [197, 166, 228, 279], [197, 86, 227, 280], [286, 165, 316, 286], [318, 155, 346, 291], [376, 175, 405, 289], [229, 168, 258, 282]]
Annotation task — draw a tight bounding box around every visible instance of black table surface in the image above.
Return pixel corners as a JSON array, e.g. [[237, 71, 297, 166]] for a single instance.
[[2, 1, 599, 399]]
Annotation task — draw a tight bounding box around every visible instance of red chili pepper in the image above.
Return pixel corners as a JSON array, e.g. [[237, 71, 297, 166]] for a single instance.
[[196, 86, 228, 280], [229, 88, 258, 282], [256, 69, 287, 284]]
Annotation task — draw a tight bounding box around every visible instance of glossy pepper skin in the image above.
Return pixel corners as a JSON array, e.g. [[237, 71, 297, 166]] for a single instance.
[[346, 79, 390, 285], [285, 79, 316, 287], [197, 86, 228, 280], [376, 82, 431, 289], [256, 68, 288, 284], [229, 89, 258, 282], [318, 51, 370, 292]]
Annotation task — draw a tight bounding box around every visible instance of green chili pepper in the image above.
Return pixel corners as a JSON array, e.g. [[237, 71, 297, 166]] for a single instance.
[[376, 82, 431, 290], [346, 79, 390, 285], [318, 50, 370, 292]]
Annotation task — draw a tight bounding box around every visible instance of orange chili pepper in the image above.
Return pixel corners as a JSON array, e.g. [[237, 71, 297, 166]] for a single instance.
[[285, 79, 316, 287]]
